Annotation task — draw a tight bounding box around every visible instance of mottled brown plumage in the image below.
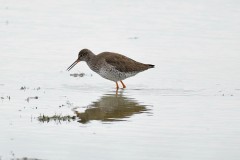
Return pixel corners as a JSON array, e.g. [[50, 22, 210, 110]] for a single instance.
[[67, 49, 154, 89], [99, 52, 152, 73]]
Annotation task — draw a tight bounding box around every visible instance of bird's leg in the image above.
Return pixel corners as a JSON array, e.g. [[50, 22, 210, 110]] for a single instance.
[[120, 80, 126, 88], [115, 89, 118, 97], [115, 82, 119, 90]]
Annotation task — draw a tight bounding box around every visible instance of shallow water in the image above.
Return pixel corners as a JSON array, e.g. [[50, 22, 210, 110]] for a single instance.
[[1, 0, 240, 160]]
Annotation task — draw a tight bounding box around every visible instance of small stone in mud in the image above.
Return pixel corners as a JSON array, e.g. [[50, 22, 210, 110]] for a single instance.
[[26, 96, 39, 102], [0, 96, 11, 100], [128, 36, 139, 39], [59, 104, 65, 108], [34, 87, 41, 90], [70, 73, 85, 77], [20, 86, 27, 90]]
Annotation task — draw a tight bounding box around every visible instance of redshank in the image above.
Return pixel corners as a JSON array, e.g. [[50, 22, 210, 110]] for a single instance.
[[67, 49, 154, 89]]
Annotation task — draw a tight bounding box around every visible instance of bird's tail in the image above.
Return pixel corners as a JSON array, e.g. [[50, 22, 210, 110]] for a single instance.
[[148, 64, 155, 68]]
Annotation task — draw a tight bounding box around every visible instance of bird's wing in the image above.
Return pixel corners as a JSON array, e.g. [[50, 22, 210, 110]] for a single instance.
[[101, 52, 149, 73]]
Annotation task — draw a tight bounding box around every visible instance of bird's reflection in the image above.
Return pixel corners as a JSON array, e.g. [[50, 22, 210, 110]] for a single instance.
[[73, 91, 150, 123]]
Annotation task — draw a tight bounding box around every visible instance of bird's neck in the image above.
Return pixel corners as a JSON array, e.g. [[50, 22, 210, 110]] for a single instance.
[[86, 52, 98, 72], [86, 51, 96, 62]]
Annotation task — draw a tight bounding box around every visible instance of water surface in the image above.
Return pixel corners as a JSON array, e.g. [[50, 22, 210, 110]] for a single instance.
[[1, 0, 240, 160]]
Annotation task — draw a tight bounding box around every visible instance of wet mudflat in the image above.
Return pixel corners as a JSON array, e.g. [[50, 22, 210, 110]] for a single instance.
[[1, 0, 240, 160]]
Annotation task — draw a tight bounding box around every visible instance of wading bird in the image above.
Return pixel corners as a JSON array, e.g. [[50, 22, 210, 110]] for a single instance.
[[67, 49, 154, 89]]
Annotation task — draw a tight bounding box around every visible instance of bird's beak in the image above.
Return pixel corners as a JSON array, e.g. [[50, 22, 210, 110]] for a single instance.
[[67, 59, 80, 71]]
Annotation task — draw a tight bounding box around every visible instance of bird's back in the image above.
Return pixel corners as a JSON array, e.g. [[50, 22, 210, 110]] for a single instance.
[[96, 52, 154, 73]]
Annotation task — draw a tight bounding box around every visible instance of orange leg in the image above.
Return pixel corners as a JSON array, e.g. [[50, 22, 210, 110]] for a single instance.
[[120, 80, 126, 88], [115, 82, 119, 90], [115, 89, 118, 97]]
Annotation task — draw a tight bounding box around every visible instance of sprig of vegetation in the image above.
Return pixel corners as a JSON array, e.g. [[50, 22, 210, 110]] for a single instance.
[[38, 114, 76, 123]]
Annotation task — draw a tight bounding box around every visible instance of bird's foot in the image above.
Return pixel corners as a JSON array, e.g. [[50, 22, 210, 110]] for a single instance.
[[120, 81, 126, 88]]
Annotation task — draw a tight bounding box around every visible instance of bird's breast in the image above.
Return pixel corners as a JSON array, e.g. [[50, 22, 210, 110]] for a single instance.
[[87, 60, 138, 82], [87, 61, 99, 73]]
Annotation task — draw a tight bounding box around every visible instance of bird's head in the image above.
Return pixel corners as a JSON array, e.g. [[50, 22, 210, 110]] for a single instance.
[[67, 49, 92, 71]]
